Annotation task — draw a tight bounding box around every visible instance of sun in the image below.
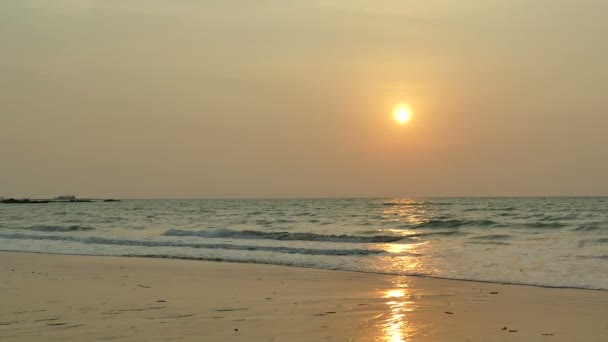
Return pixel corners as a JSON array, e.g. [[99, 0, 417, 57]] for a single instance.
[[393, 105, 412, 124]]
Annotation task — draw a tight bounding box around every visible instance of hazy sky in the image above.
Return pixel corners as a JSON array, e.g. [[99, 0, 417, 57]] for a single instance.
[[1, 0, 607, 198]]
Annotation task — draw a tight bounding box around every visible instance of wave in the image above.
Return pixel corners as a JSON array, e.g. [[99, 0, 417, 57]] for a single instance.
[[464, 207, 516, 212], [124, 254, 605, 290], [413, 219, 498, 229], [163, 228, 407, 243], [539, 214, 579, 221], [359, 230, 465, 239], [382, 201, 423, 206], [294, 212, 314, 217], [498, 212, 516, 217], [380, 200, 456, 206], [523, 222, 568, 229], [1, 250, 602, 291], [470, 234, 512, 240], [578, 238, 608, 247], [0, 233, 385, 256], [490, 206, 516, 211], [573, 223, 608, 232], [414, 230, 467, 237], [469, 241, 511, 246], [410, 219, 568, 230], [30, 225, 94, 232]]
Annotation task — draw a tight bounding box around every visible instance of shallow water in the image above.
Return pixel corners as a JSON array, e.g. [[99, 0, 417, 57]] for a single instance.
[[1, 198, 606, 289]]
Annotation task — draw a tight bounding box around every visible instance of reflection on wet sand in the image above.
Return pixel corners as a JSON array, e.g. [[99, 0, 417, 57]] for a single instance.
[[371, 200, 434, 340], [381, 285, 418, 342]]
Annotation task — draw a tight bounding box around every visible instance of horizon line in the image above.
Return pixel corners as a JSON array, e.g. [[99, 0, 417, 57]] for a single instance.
[[3, 195, 607, 201]]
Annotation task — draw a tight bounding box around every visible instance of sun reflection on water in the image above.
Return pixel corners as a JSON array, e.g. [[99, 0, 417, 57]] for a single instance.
[[369, 241, 433, 278], [381, 199, 430, 227], [373, 198, 441, 277], [383, 241, 427, 255], [367, 200, 437, 341]]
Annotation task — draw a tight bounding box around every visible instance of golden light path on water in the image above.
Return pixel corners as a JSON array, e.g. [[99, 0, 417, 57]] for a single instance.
[[373, 242, 427, 341], [370, 198, 441, 277], [372, 199, 437, 341]]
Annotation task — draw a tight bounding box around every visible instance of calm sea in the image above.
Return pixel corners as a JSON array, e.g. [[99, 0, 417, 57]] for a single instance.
[[1, 198, 606, 290]]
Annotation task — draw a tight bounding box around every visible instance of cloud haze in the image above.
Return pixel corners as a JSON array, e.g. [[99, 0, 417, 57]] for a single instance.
[[1, 0, 607, 198]]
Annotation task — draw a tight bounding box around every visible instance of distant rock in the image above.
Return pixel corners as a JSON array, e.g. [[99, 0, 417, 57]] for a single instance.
[[0, 197, 93, 204], [0, 198, 51, 204], [55, 195, 77, 201]]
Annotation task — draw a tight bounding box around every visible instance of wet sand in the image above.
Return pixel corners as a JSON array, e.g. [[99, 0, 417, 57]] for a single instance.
[[1, 251, 606, 341]]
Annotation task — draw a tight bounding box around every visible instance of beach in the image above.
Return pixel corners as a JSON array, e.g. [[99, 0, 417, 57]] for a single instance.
[[1, 251, 606, 341], [3, 0, 607, 340]]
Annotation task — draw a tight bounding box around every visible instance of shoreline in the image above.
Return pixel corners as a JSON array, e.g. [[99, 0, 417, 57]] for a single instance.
[[1, 251, 607, 341], [2, 249, 606, 292]]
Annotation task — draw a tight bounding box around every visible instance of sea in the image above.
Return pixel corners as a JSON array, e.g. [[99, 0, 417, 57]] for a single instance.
[[0, 198, 606, 290]]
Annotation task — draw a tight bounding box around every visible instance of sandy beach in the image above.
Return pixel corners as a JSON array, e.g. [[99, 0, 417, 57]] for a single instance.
[[1, 251, 606, 341]]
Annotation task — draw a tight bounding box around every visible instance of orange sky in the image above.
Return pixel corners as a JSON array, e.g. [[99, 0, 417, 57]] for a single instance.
[[1, 1, 607, 198]]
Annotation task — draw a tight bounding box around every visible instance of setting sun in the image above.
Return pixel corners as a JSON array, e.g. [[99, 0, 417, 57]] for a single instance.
[[393, 105, 412, 124]]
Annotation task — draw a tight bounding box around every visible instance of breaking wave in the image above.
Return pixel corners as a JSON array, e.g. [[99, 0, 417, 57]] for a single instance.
[[163, 228, 407, 243], [0, 233, 385, 256]]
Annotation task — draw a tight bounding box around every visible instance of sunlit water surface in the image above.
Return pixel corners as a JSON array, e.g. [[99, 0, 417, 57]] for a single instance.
[[0, 198, 606, 290]]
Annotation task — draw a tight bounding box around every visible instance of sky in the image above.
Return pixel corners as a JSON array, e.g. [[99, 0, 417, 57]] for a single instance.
[[1, 0, 607, 199]]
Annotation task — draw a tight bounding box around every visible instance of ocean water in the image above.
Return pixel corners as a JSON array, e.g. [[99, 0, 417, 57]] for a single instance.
[[0, 198, 606, 290]]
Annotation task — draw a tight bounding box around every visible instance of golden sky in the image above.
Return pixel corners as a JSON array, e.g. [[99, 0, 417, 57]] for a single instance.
[[1, 1, 607, 198]]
